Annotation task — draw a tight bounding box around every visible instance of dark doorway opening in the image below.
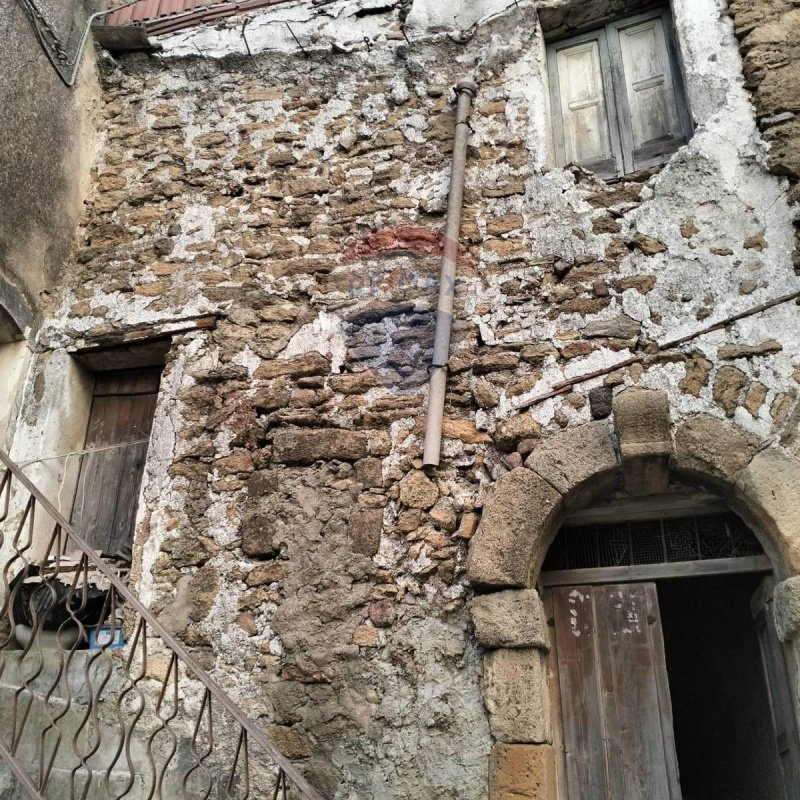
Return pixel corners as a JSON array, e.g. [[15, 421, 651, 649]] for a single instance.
[[543, 507, 800, 800], [658, 573, 785, 800]]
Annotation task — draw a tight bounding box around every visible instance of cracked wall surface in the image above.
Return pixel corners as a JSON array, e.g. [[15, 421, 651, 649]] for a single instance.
[[4, 0, 800, 797]]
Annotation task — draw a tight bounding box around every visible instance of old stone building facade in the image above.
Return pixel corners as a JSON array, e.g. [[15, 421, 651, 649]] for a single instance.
[[1, 0, 800, 798]]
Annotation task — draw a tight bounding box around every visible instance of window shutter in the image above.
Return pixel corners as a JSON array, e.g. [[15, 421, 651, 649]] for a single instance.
[[609, 14, 687, 171], [549, 35, 620, 179]]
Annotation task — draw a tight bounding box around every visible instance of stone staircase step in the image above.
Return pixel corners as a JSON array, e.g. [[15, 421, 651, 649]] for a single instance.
[[0, 650, 125, 705], [0, 656, 242, 798], [0, 764, 147, 800], [0, 684, 182, 775]]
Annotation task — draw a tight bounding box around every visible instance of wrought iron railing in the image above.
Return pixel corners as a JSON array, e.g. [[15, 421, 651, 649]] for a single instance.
[[0, 449, 326, 800]]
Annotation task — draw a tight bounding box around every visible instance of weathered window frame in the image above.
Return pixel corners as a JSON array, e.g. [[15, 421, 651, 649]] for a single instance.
[[546, 7, 693, 179]]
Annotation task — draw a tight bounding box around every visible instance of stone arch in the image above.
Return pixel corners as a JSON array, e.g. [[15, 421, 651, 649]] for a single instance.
[[468, 388, 800, 589], [467, 388, 800, 798]]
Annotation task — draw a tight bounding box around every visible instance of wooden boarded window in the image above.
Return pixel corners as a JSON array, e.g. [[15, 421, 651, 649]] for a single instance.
[[71, 368, 161, 556], [548, 9, 692, 179]]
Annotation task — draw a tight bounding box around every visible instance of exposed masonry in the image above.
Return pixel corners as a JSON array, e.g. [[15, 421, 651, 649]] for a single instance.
[[4, 0, 800, 797]]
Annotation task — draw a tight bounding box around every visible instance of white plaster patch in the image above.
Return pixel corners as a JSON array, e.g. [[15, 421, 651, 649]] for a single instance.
[[231, 346, 264, 377], [622, 289, 651, 323], [156, 0, 402, 58], [171, 204, 217, 261], [405, 0, 526, 36], [281, 310, 347, 371]]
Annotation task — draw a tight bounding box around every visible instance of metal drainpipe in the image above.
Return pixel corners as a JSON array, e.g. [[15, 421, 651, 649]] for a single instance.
[[422, 76, 478, 467], [20, 0, 142, 88]]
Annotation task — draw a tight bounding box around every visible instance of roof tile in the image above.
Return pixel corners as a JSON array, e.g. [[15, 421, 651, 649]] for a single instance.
[[104, 0, 293, 35]]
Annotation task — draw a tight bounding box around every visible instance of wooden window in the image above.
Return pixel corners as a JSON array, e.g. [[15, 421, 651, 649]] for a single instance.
[[71, 368, 161, 556], [548, 9, 692, 179]]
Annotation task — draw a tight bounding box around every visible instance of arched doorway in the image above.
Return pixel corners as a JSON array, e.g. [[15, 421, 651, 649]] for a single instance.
[[540, 495, 800, 799], [467, 389, 800, 800]]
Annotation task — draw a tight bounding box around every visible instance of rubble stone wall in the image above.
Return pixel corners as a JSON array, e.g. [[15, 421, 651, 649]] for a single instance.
[[8, 0, 800, 797]]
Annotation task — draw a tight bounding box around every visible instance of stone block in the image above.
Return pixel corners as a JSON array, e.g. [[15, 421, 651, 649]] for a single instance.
[[267, 725, 312, 759], [442, 417, 493, 444], [474, 379, 500, 409], [582, 314, 641, 339], [214, 450, 254, 475], [483, 649, 550, 743], [354, 457, 383, 488], [613, 388, 671, 496], [254, 351, 330, 380], [490, 744, 557, 800], [718, 340, 782, 360], [773, 577, 800, 642], [713, 366, 747, 417], [526, 421, 619, 508], [589, 385, 613, 419], [673, 414, 760, 490], [474, 351, 521, 374], [764, 117, 800, 180], [468, 468, 562, 588], [272, 428, 369, 464], [246, 561, 286, 586], [348, 507, 384, 556], [398, 471, 440, 509], [494, 414, 542, 452], [735, 448, 800, 573], [329, 370, 380, 394], [469, 589, 548, 650], [754, 60, 800, 117], [253, 385, 291, 412], [189, 564, 219, 622], [242, 513, 279, 557]]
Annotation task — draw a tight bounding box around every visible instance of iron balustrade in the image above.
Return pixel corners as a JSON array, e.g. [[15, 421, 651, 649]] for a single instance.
[[0, 449, 326, 800]]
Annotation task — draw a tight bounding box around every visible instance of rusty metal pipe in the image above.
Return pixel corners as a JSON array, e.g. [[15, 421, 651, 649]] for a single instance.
[[423, 76, 477, 467]]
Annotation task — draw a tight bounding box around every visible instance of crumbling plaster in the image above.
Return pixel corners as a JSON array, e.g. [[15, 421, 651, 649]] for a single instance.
[[153, 0, 527, 60], [5, 0, 800, 796]]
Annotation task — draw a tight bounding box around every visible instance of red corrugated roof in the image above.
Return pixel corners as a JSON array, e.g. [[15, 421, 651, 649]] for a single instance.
[[103, 0, 294, 36]]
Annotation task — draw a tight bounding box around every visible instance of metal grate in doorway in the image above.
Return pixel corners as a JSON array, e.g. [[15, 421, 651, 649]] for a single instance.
[[542, 513, 762, 572]]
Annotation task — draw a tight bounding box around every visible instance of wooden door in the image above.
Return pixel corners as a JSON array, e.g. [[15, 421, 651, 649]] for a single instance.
[[71, 368, 161, 555], [752, 580, 800, 799], [548, 583, 682, 800]]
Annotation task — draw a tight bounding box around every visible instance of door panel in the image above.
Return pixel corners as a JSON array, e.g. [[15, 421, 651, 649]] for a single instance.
[[71, 368, 160, 554], [552, 586, 608, 798], [550, 583, 682, 800], [557, 39, 613, 169], [752, 581, 800, 799]]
